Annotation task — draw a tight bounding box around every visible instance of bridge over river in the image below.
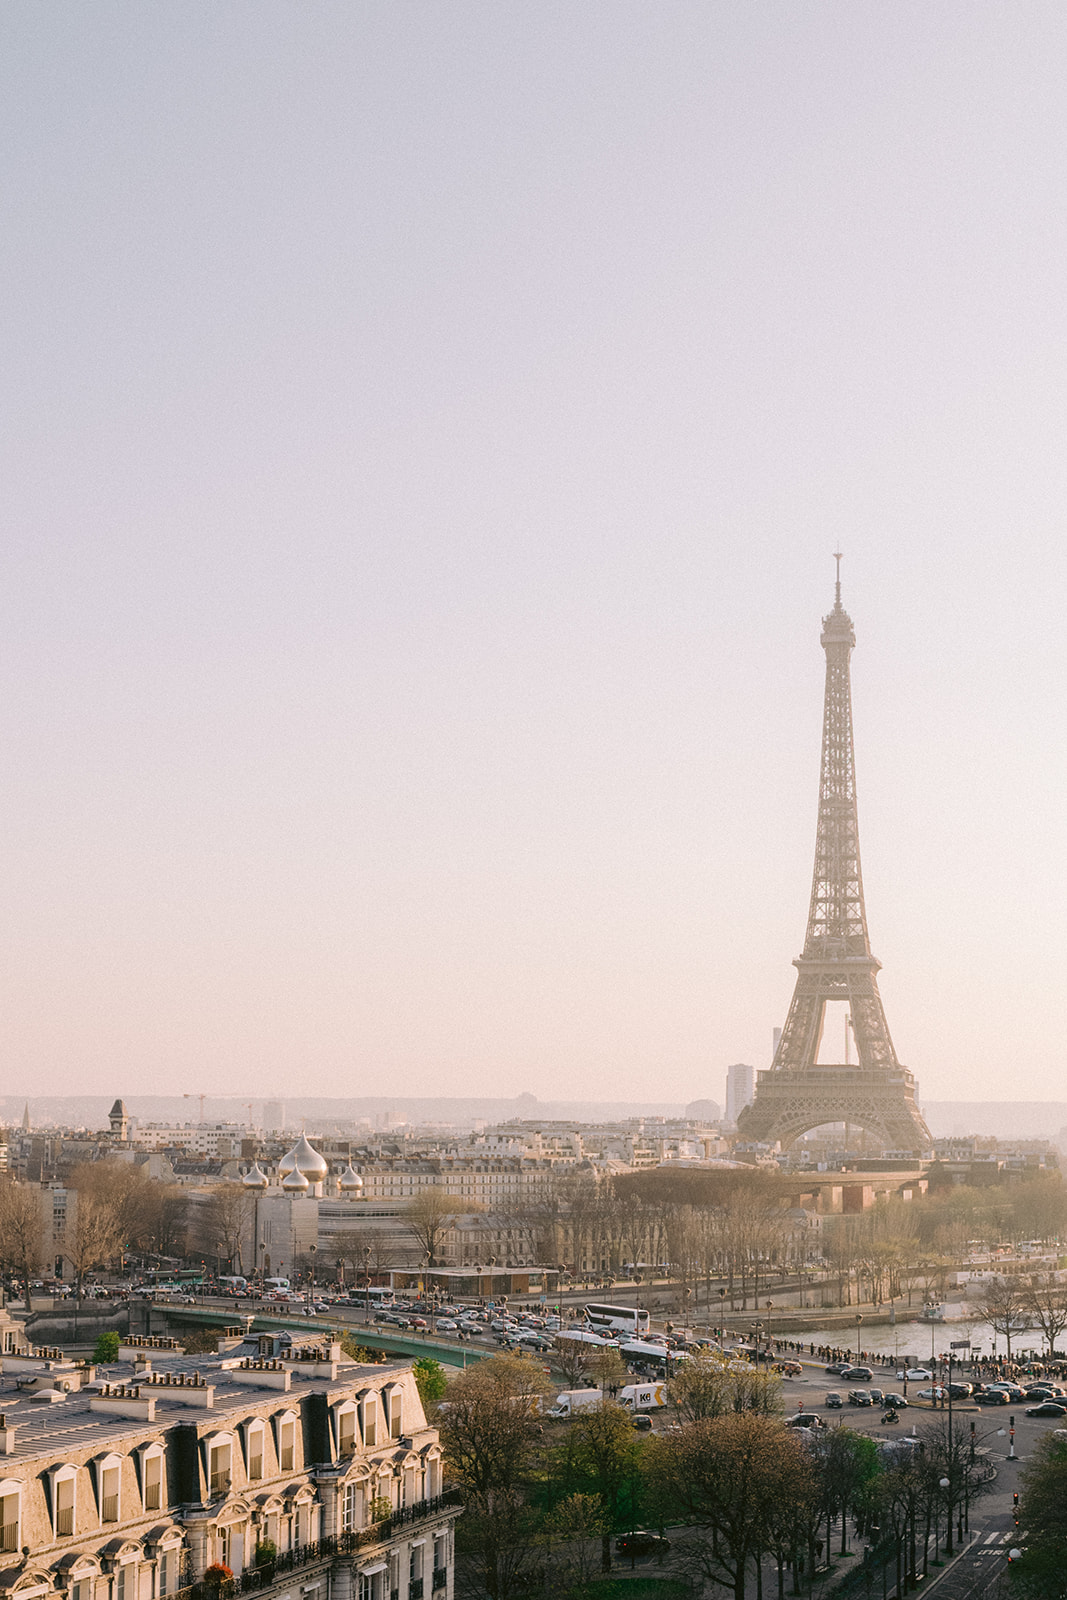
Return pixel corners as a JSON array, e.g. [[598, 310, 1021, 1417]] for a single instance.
[[129, 1298, 489, 1368]]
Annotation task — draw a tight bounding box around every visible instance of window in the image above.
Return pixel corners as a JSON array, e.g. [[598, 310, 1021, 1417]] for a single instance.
[[361, 1397, 377, 1449], [337, 1406, 357, 1457], [115, 1565, 130, 1600], [143, 1452, 163, 1512], [101, 1465, 120, 1523], [217, 1526, 230, 1570], [388, 1389, 402, 1440], [433, 1536, 447, 1591], [0, 1489, 18, 1553], [56, 1473, 75, 1537], [158, 1553, 171, 1596], [246, 1424, 264, 1482], [278, 1418, 296, 1473], [72, 1579, 90, 1600], [209, 1442, 231, 1498], [409, 1542, 424, 1600], [341, 1483, 360, 1532]]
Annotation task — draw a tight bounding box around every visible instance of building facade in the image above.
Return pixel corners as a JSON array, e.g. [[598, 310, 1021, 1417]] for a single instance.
[[0, 1325, 457, 1600]]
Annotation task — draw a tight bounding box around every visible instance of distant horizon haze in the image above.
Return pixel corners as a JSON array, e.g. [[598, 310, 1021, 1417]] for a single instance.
[[2, 7, 1066, 1102]]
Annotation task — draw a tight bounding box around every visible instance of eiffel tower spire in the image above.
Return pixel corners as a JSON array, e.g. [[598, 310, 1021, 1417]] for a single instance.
[[738, 560, 930, 1152]]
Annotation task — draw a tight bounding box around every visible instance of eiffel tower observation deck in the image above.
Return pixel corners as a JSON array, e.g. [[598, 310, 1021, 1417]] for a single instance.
[[738, 559, 932, 1155]]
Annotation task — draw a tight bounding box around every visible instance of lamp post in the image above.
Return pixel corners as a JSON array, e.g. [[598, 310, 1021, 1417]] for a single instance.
[[307, 1244, 317, 1314], [336, 1255, 344, 1292], [854, 1313, 863, 1364], [718, 1286, 726, 1346], [363, 1247, 371, 1325]]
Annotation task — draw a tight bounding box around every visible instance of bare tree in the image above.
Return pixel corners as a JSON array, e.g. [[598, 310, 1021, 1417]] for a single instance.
[[195, 1184, 254, 1273], [66, 1192, 123, 1297], [977, 1274, 1030, 1360], [1022, 1274, 1067, 1358], [407, 1187, 475, 1264], [0, 1179, 43, 1303]]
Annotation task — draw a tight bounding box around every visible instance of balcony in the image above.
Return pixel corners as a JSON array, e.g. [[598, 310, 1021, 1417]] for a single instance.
[[432, 1571, 447, 1591], [409, 1581, 424, 1599], [165, 1495, 463, 1600]]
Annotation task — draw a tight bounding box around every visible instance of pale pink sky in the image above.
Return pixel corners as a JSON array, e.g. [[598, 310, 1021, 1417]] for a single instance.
[[1, 4, 1066, 1104]]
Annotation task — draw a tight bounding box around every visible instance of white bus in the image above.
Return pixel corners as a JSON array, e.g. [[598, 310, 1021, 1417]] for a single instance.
[[583, 1302, 651, 1337]]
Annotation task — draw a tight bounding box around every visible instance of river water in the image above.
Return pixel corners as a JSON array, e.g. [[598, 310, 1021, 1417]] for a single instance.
[[764, 1315, 1053, 1364]]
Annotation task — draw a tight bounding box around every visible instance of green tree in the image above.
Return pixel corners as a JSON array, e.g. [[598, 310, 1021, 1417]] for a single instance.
[[1013, 1429, 1067, 1596], [669, 1347, 782, 1422], [439, 1354, 554, 1600], [413, 1356, 448, 1409], [93, 1331, 121, 1363], [559, 1402, 641, 1571], [647, 1413, 811, 1600]]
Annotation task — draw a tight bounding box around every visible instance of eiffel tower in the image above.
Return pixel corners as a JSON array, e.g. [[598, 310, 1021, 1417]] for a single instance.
[[737, 558, 931, 1154]]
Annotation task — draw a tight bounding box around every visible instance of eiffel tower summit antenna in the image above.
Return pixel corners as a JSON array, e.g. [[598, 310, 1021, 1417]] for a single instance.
[[737, 561, 931, 1154]]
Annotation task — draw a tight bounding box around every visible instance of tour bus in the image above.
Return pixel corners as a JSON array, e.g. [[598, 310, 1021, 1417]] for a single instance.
[[263, 1277, 291, 1293], [583, 1302, 651, 1337], [347, 1285, 395, 1308]]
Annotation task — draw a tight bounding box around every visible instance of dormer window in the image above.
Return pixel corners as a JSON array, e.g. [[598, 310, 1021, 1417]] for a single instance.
[[245, 1421, 266, 1481], [91, 1453, 123, 1525], [208, 1441, 231, 1498], [361, 1395, 377, 1448], [0, 1482, 20, 1553], [276, 1413, 297, 1473], [334, 1401, 358, 1458], [137, 1444, 165, 1513]]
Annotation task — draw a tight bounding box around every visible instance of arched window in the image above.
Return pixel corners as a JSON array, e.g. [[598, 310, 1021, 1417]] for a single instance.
[[48, 1464, 78, 1538]]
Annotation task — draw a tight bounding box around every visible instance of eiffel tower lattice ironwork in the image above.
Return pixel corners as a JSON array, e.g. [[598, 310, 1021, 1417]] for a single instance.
[[737, 559, 931, 1154]]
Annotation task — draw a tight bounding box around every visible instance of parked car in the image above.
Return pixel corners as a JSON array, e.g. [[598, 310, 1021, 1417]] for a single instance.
[[825, 1392, 844, 1408], [632, 1414, 654, 1432], [976, 1388, 1009, 1404], [1026, 1402, 1067, 1418], [614, 1532, 670, 1558], [435, 1319, 458, 1331]]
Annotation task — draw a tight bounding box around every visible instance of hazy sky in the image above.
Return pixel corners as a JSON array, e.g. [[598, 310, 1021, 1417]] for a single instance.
[[2, 4, 1067, 1106]]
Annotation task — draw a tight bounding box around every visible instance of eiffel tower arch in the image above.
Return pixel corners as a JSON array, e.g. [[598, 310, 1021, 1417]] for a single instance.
[[738, 560, 931, 1154]]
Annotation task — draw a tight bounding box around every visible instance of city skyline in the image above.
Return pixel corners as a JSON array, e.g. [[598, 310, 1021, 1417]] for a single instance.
[[2, 7, 1067, 1102]]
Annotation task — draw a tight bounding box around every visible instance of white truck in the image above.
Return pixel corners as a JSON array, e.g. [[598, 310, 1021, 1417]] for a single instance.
[[547, 1388, 603, 1418], [617, 1381, 667, 1411]]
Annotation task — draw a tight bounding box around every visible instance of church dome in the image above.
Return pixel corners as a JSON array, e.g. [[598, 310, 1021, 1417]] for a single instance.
[[242, 1162, 269, 1190], [338, 1164, 364, 1192], [279, 1133, 328, 1180], [282, 1167, 310, 1192]]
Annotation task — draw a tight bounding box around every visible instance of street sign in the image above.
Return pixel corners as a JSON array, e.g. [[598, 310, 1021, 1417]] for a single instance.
[[950, 1339, 971, 1348]]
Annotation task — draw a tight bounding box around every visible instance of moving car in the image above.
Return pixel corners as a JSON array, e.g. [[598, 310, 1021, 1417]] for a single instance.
[[848, 1390, 874, 1406], [774, 1360, 804, 1376], [901, 1368, 932, 1381], [825, 1392, 844, 1408], [786, 1413, 824, 1430], [883, 1393, 909, 1409], [615, 1532, 670, 1558], [843, 1366, 874, 1382]]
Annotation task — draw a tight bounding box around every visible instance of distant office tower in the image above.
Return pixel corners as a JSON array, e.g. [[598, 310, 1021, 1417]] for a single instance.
[[263, 1100, 286, 1133], [725, 1064, 755, 1125]]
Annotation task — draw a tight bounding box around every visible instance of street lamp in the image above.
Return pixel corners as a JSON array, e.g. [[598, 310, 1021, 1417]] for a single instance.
[[307, 1245, 317, 1314], [855, 1313, 863, 1364], [363, 1247, 371, 1325], [718, 1287, 726, 1345]]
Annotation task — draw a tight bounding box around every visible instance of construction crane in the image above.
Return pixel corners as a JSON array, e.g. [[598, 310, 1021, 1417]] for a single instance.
[[184, 1092, 207, 1125]]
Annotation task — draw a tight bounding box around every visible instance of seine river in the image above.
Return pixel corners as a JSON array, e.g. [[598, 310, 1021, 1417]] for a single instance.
[[766, 1314, 1051, 1363]]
